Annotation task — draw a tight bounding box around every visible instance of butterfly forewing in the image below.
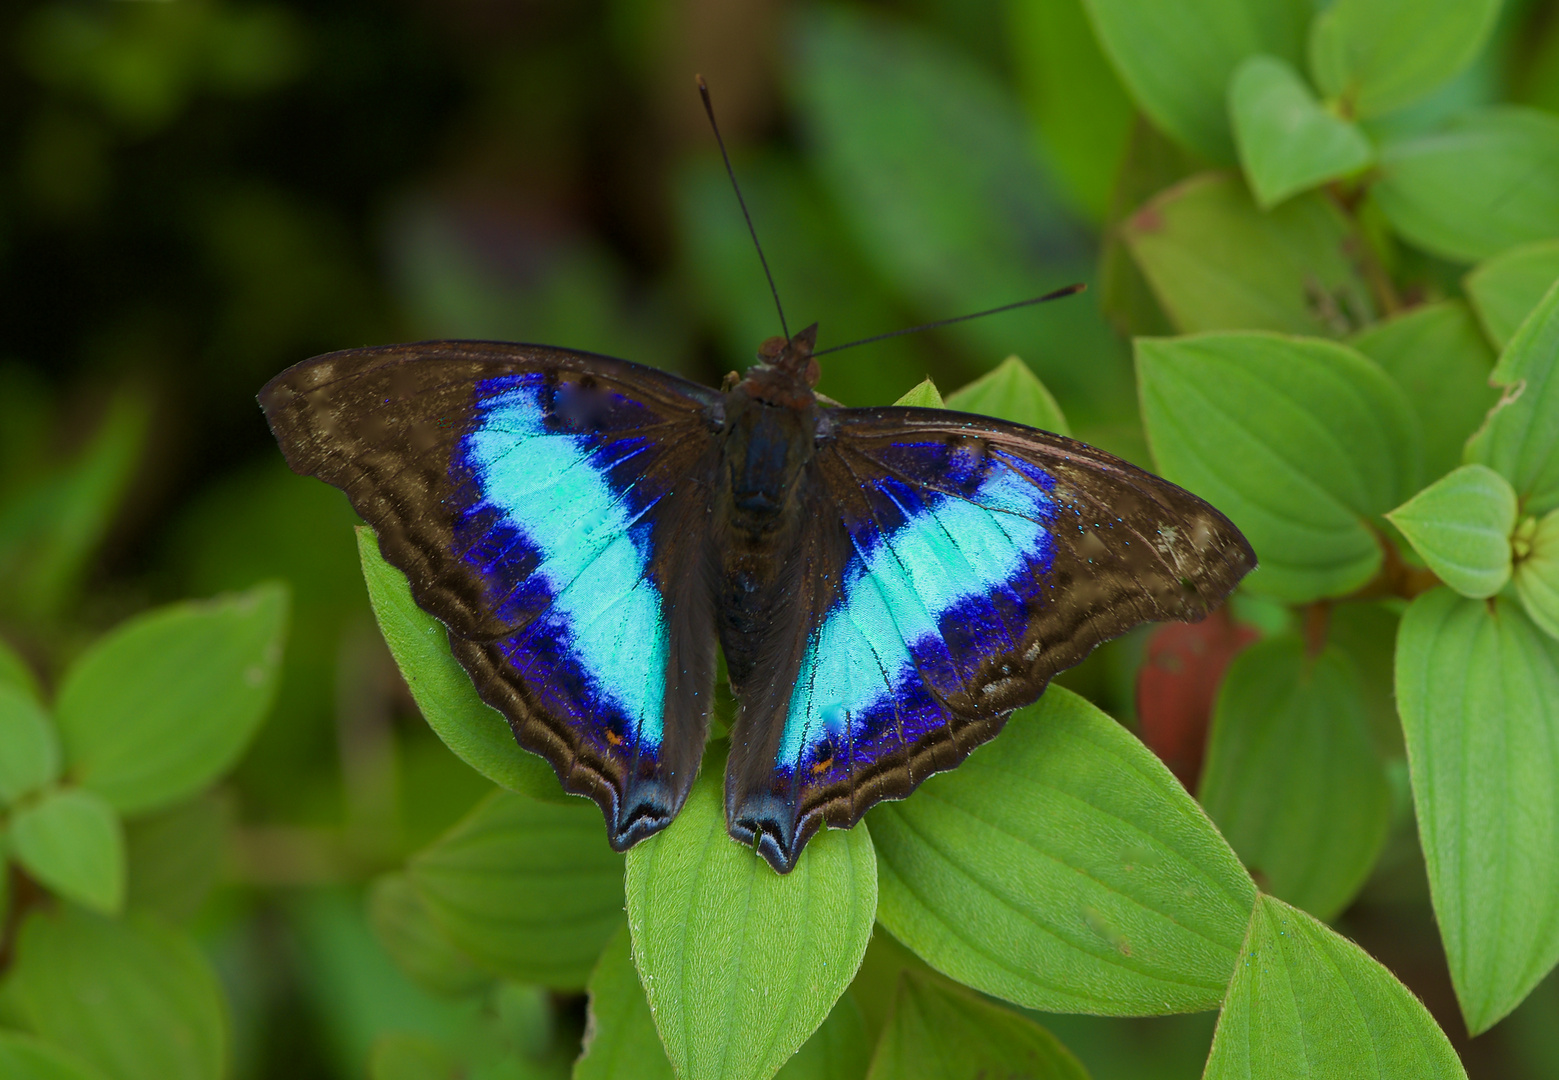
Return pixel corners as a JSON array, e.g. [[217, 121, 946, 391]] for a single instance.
[[724, 406, 1256, 872], [260, 342, 724, 849]]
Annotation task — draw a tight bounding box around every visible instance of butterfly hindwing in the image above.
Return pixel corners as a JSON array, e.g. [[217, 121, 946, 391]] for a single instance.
[[724, 406, 1256, 871], [261, 342, 724, 848]]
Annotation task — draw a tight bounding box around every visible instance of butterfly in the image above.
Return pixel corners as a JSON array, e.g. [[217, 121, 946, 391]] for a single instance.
[[260, 324, 1255, 872]]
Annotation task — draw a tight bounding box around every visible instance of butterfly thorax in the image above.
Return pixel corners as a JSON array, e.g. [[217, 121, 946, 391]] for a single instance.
[[716, 324, 825, 691], [721, 323, 823, 537]]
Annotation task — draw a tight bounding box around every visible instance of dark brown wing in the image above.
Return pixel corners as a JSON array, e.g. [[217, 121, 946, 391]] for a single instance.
[[725, 405, 1255, 872], [260, 341, 725, 848]]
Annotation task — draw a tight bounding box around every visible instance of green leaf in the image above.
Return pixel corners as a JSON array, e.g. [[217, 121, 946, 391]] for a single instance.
[[11, 788, 125, 915], [1350, 301, 1498, 482], [0, 392, 148, 621], [577, 924, 674, 1080], [1396, 590, 1559, 1032], [1122, 174, 1374, 336], [1467, 278, 1559, 515], [358, 527, 571, 803], [1464, 239, 1559, 350], [0, 636, 42, 701], [1199, 638, 1390, 920], [866, 973, 1088, 1080], [0, 684, 59, 803], [53, 582, 288, 815], [945, 356, 1069, 435], [891, 379, 943, 409], [1387, 465, 1518, 598], [791, 7, 1130, 413], [1137, 332, 1421, 602], [3, 907, 229, 1080], [1008, 0, 1134, 221], [0, 1033, 107, 1080], [1308, 0, 1500, 118], [406, 790, 623, 989], [122, 791, 230, 921], [1374, 107, 1559, 263], [368, 872, 491, 998], [1229, 55, 1373, 209], [775, 993, 869, 1080], [1080, 0, 1310, 163], [1205, 894, 1466, 1079], [625, 761, 877, 1080], [870, 686, 1255, 1014], [1515, 510, 1559, 639]]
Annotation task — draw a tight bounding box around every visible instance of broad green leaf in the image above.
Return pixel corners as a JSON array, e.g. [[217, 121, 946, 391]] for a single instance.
[[1138, 333, 1421, 601], [0, 684, 59, 803], [775, 993, 869, 1080], [0, 1033, 107, 1080], [1122, 174, 1374, 336], [1350, 301, 1498, 482], [1199, 638, 1390, 920], [1080, 0, 1309, 163], [871, 687, 1256, 1015], [11, 788, 124, 914], [945, 355, 1069, 435], [1467, 278, 1559, 514], [1205, 894, 1466, 1079], [792, 7, 1129, 414], [866, 973, 1088, 1080], [626, 763, 876, 1080], [1388, 465, 1518, 598], [892, 379, 944, 409], [54, 582, 288, 815], [1464, 239, 1559, 350], [577, 924, 674, 1080], [1396, 590, 1559, 1031], [406, 790, 624, 989], [1374, 107, 1559, 263], [0, 636, 42, 701], [123, 791, 230, 921], [1308, 0, 1500, 118], [1008, 0, 1134, 221], [4, 907, 228, 1080], [1515, 510, 1559, 639], [358, 527, 571, 803], [0, 392, 148, 621], [368, 872, 491, 998], [1229, 55, 1373, 209]]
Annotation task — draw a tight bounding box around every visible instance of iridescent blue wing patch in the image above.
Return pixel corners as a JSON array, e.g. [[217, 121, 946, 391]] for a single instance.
[[260, 342, 723, 849], [724, 407, 1255, 871]]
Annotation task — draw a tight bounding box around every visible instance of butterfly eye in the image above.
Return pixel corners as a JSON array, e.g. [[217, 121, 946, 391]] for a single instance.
[[758, 336, 786, 360]]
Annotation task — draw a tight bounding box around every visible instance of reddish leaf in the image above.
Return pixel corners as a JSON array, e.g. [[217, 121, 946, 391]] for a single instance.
[[1136, 609, 1259, 790]]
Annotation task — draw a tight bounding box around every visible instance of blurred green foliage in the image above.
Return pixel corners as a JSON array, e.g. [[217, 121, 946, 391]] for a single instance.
[[3, 0, 1559, 1078]]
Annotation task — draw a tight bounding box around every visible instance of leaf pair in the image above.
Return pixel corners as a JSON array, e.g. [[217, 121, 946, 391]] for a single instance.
[[1084, 0, 1497, 163], [1390, 278, 1559, 630], [0, 584, 286, 915]]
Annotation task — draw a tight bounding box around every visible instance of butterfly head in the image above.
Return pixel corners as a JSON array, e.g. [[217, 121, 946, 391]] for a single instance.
[[739, 323, 819, 408]]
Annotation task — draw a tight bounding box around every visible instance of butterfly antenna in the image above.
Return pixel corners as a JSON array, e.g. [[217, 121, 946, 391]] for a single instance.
[[811, 283, 1087, 358], [697, 74, 790, 341]]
